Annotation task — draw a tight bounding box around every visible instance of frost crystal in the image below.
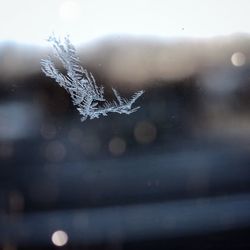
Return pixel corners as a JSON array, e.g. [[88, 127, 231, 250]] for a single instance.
[[41, 35, 144, 121]]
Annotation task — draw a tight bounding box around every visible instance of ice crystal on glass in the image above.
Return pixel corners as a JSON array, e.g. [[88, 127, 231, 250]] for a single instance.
[[41, 35, 144, 121]]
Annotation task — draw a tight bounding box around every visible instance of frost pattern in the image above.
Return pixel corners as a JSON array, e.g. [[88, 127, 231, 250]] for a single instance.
[[41, 35, 144, 121]]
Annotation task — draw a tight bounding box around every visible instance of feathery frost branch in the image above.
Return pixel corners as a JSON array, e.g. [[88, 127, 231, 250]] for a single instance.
[[41, 35, 144, 122]]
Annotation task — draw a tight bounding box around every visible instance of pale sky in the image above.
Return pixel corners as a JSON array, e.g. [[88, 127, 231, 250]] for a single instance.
[[0, 0, 249, 45]]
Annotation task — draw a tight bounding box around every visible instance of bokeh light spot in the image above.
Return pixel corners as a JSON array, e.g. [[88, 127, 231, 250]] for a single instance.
[[109, 137, 126, 156], [134, 121, 157, 144], [231, 52, 246, 67], [51, 230, 68, 247]]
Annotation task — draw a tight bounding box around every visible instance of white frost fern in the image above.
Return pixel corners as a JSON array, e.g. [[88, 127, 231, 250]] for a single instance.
[[41, 35, 144, 121]]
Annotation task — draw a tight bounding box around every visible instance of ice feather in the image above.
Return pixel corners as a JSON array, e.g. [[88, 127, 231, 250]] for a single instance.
[[41, 35, 144, 122]]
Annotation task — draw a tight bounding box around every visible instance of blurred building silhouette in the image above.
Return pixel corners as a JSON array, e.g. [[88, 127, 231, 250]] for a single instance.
[[1, 34, 250, 250]]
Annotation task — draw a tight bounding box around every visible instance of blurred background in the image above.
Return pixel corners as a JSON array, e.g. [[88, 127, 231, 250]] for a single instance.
[[1, 0, 250, 249]]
